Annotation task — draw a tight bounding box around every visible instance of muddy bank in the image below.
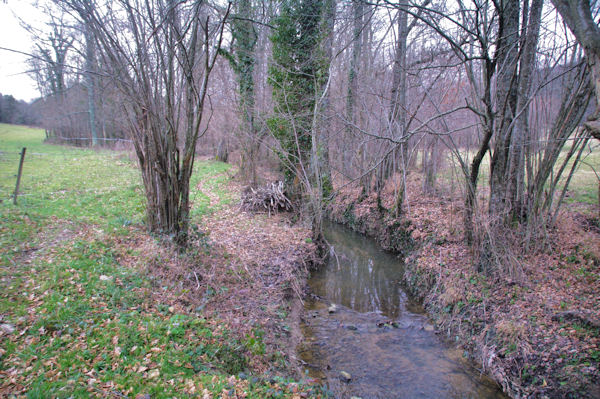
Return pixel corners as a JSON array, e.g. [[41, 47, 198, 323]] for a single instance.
[[198, 205, 320, 376], [327, 180, 600, 398], [327, 187, 414, 256]]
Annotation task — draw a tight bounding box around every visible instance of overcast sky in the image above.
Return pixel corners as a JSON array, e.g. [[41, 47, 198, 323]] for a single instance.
[[0, 2, 44, 102]]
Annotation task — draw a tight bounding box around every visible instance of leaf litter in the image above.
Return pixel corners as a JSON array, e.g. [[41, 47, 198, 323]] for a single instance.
[[0, 170, 324, 398], [328, 173, 600, 398]]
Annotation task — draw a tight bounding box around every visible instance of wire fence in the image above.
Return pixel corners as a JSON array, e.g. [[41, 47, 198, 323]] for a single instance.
[[0, 149, 25, 204], [0, 140, 139, 204], [1, 131, 597, 209], [49, 136, 134, 144]]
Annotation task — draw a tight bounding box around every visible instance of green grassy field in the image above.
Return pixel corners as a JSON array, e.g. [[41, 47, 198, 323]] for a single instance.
[[430, 141, 599, 207], [0, 125, 145, 227], [0, 124, 321, 398], [0, 124, 234, 226]]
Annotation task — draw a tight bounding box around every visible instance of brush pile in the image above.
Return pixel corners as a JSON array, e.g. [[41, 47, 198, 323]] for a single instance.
[[240, 181, 292, 214]]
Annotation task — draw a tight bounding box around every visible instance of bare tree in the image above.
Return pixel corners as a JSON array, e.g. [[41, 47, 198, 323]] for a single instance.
[[347, 0, 365, 188], [27, 13, 73, 100], [224, 0, 260, 185], [83, 22, 98, 146], [488, 0, 521, 222], [23, 6, 76, 139], [353, 0, 594, 268], [551, 0, 600, 140], [61, 0, 230, 245]]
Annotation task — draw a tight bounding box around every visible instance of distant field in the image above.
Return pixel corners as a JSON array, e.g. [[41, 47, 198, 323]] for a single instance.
[[0, 124, 145, 226], [0, 123, 232, 227], [427, 140, 600, 206]]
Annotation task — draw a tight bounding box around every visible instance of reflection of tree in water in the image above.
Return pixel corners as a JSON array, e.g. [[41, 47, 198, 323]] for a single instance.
[[313, 223, 405, 318]]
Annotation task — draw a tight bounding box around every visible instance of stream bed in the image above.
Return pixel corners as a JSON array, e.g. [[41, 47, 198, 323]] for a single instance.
[[298, 221, 508, 399]]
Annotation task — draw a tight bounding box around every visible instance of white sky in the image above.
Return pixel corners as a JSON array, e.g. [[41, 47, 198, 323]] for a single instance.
[[0, 2, 44, 102]]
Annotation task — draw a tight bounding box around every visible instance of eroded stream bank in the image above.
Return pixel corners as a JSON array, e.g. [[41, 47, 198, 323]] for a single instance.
[[298, 221, 507, 398]]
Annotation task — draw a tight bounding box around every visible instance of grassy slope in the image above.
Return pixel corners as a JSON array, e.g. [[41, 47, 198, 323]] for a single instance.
[[0, 124, 320, 398]]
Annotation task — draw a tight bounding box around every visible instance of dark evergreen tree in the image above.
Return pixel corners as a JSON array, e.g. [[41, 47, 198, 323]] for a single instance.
[[268, 0, 326, 199], [0, 94, 38, 126]]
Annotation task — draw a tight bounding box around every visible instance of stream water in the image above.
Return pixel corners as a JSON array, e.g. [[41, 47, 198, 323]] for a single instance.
[[298, 221, 508, 399]]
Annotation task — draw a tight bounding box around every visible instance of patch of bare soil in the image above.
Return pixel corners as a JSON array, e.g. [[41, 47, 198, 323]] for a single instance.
[[0, 216, 80, 285], [329, 175, 600, 399]]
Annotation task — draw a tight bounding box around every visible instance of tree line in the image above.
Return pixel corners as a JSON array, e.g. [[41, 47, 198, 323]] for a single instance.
[[0, 94, 38, 126], [21, 0, 600, 270]]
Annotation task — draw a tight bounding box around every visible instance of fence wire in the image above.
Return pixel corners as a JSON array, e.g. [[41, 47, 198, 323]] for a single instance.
[[0, 143, 139, 204], [0, 151, 23, 202]]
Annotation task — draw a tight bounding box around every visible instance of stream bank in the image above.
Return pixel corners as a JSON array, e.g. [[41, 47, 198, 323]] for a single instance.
[[326, 178, 600, 398], [298, 221, 506, 398]]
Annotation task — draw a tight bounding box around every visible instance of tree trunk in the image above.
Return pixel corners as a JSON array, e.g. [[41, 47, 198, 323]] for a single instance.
[[347, 0, 365, 191], [389, 3, 408, 145], [583, 52, 600, 141], [528, 69, 592, 223], [506, 0, 543, 221], [66, 0, 229, 246], [318, 0, 336, 197], [84, 24, 98, 146], [386, 5, 409, 212], [232, 0, 259, 186], [488, 0, 520, 221], [423, 138, 437, 194], [464, 124, 493, 245]]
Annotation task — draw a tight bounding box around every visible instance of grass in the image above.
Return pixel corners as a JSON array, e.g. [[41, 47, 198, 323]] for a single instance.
[[0, 124, 235, 226], [425, 139, 599, 206], [0, 124, 144, 227], [567, 144, 600, 205], [0, 124, 323, 398]]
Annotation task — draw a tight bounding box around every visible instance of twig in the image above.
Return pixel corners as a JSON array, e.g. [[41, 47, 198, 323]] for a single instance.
[[193, 271, 201, 290]]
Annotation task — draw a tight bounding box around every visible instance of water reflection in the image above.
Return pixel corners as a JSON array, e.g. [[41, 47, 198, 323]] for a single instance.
[[311, 222, 407, 318], [300, 221, 507, 399]]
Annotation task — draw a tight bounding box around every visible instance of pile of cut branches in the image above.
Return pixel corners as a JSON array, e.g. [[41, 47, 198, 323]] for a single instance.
[[240, 181, 292, 214]]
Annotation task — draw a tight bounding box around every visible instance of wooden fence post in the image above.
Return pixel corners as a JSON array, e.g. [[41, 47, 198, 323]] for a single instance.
[[13, 147, 26, 205]]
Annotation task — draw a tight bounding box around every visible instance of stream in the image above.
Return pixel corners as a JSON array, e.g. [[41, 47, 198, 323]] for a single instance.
[[298, 221, 508, 399]]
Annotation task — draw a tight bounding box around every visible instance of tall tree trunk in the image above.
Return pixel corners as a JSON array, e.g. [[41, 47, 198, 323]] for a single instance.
[[389, 4, 408, 148], [528, 67, 592, 225], [85, 24, 98, 146], [464, 45, 495, 245], [232, 0, 259, 186], [318, 0, 335, 197], [506, 0, 543, 220], [347, 0, 365, 190], [379, 4, 408, 211], [488, 0, 520, 221]]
